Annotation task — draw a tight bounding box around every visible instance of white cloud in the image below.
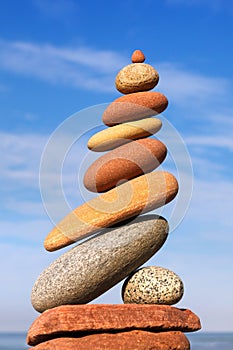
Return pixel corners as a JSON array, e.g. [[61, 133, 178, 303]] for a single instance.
[[11, 41, 126, 74], [156, 62, 229, 106], [187, 135, 233, 152], [0, 129, 86, 221], [0, 219, 51, 244], [0, 38, 230, 99], [0, 131, 47, 190], [4, 199, 45, 217], [189, 178, 233, 233], [201, 111, 233, 131], [0, 39, 126, 92]]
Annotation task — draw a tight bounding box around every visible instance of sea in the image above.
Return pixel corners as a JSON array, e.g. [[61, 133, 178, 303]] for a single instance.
[[0, 332, 232, 349]]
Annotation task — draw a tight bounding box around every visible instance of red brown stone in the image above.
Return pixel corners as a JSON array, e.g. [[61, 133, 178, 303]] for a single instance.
[[27, 304, 201, 346], [83, 138, 167, 192], [29, 330, 190, 349], [102, 91, 168, 126]]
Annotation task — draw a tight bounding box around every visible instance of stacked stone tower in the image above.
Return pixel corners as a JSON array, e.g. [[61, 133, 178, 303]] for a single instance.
[[27, 50, 201, 349]]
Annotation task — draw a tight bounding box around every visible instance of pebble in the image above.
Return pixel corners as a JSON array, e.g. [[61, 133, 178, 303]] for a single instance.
[[84, 138, 167, 192], [102, 91, 168, 126], [29, 331, 190, 350], [115, 63, 159, 94], [27, 304, 201, 346], [31, 216, 169, 312], [44, 171, 178, 251], [131, 49, 146, 63], [87, 118, 162, 152], [122, 266, 184, 305]]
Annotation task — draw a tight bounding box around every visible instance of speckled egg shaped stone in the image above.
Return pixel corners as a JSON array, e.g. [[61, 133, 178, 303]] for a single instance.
[[122, 266, 184, 305], [32, 216, 169, 312], [115, 63, 159, 94]]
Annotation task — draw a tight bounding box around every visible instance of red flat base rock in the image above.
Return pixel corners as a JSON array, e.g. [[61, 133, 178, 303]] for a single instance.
[[29, 330, 190, 350], [27, 304, 201, 346]]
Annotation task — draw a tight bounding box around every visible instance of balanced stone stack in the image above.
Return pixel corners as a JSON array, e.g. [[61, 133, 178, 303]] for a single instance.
[[27, 50, 201, 349]]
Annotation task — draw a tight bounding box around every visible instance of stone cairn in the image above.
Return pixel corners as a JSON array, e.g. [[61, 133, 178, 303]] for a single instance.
[[27, 50, 201, 349]]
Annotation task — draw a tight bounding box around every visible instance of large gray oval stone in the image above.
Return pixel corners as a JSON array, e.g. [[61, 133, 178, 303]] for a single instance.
[[31, 215, 169, 312]]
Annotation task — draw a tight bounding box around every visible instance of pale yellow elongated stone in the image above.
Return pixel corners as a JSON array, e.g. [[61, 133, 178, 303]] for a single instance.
[[44, 171, 178, 252], [88, 118, 162, 152]]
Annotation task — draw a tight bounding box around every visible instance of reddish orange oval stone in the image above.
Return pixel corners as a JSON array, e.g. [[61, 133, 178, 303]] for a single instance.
[[102, 92, 168, 126], [84, 138, 167, 193]]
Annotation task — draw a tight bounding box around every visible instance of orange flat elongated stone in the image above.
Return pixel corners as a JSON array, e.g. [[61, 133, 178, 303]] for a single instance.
[[44, 171, 178, 251], [27, 304, 201, 346], [84, 138, 167, 192], [102, 91, 168, 126], [29, 331, 190, 350]]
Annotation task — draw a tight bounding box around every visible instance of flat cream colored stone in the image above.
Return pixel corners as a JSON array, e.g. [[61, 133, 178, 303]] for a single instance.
[[88, 118, 162, 151]]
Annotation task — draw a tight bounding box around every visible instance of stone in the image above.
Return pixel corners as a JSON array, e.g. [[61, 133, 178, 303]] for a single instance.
[[87, 117, 162, 152], [29, 331, 190, 350], [84, 138, 167, 192], [115, 63, 159, 94], [44, 171, 178, 251], [122, 266, 184, 305], [102, 92, 168, 126], [27, 304, 201, 346], [32, 216, 169, 312], [131, 49, 146, 63]]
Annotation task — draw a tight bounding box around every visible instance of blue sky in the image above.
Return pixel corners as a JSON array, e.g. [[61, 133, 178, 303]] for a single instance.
[[0, 0, 233, 332]]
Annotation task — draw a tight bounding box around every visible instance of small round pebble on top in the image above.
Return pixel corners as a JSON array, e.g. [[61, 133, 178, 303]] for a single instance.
[[131, 49, 146, 63], [122, 266, 184, 305]]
